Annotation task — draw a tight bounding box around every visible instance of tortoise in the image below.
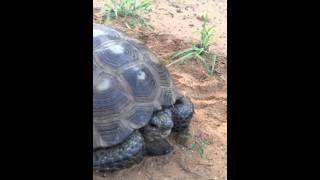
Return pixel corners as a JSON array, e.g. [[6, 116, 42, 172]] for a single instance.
[[93, 24, 194, 171]]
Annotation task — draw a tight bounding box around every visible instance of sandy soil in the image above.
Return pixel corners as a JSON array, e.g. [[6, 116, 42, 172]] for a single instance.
[[93, 0, 227, 179], [94, 0, 227, 56]]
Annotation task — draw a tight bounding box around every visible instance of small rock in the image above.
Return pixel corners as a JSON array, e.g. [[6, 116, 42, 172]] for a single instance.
[[176, 8, 182, 13]]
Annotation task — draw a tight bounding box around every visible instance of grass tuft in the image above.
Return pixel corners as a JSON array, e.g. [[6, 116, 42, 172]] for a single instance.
[[168, 12, 217, 76], [100, 0, 153, 29], [179, 132, 210, 158]]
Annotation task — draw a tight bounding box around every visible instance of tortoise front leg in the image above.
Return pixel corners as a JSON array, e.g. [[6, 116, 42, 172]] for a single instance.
[[171, 96, 194, 132]]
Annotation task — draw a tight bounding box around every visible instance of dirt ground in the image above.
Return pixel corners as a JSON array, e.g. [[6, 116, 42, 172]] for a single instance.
[[93, 0, 227, 179]]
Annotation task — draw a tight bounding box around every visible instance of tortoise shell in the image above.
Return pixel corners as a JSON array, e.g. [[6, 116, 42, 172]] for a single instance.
[[93, 24, 181, 148]]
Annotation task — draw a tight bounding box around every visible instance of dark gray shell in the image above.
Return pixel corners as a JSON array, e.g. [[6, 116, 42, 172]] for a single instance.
[[93, 24, 182, 149]]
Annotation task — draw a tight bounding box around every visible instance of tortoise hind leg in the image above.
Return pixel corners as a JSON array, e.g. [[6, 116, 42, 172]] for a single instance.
[[171, 96, 194, 132], [93, 131, 144, 172]]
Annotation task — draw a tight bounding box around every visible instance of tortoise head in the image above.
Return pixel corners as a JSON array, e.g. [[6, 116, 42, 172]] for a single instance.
[[142, 108, 174, 141]]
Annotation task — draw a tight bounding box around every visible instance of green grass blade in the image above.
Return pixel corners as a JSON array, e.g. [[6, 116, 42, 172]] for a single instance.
[[179, 132, 192, 139], [167, 52, 194, 67], [202, 139, 210, 145], [105, 5, 112, 25], [195, 53, 205, 61], [198, 146, 204, 158], [209, 52, 217, 75], [172, 47, 195, 58], [187, 142, 196, 151], [195, 53, 212, 75]]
